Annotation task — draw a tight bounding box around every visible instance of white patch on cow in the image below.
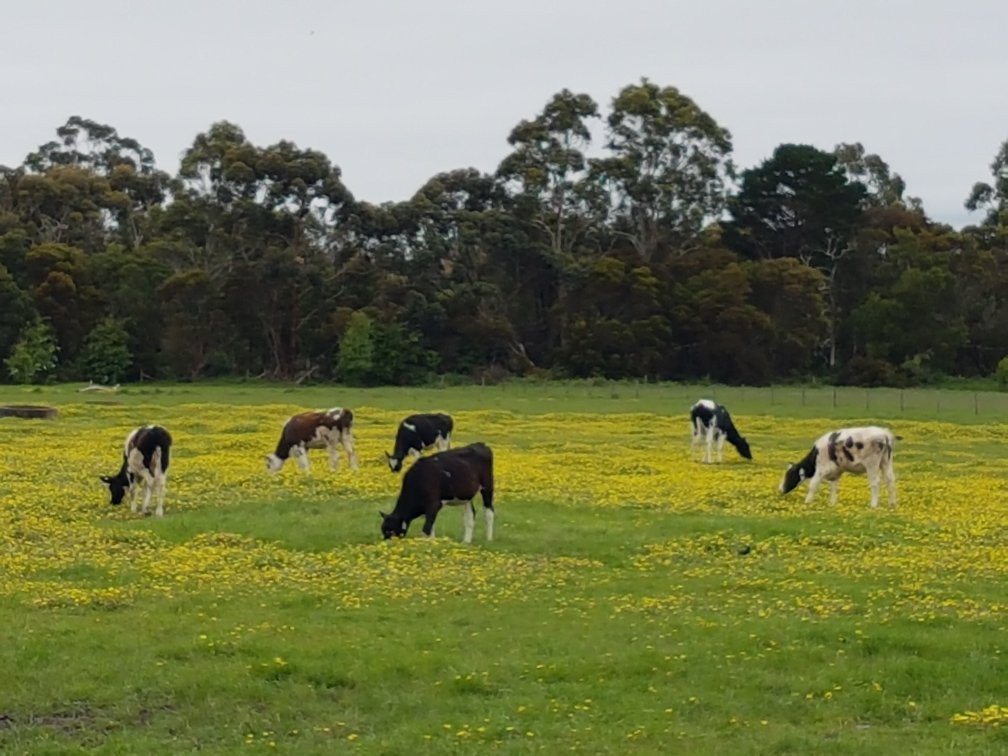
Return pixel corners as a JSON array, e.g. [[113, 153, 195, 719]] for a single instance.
[[696, 399, 716, 411], [327, 406, 342, 416], [402, 421, 417, 432], [435, 433, 450, 452], [265, 453, 284, 473]]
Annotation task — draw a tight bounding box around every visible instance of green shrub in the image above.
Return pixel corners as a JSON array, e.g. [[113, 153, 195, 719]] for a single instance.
[[996, 355, 1008, 390], [78, 316, 132, 384], [4, 318, 59, 384]]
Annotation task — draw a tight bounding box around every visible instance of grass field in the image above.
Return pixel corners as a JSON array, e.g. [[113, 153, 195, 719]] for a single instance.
[[1, 381, 1007, 753]]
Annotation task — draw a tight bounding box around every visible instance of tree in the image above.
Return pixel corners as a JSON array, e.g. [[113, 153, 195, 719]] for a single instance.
[[0, 264, 35, 362], [590, 79, 734, 262], [4, 318, 59, 383], [496, 89, 601, 265], [833, 142, 919, 210], [336, 311, 375, 385], [966, 139, 1008, 226], [24, 116, 170, 248], [78, 317, 132, 383], [725, 144, 868, 367]]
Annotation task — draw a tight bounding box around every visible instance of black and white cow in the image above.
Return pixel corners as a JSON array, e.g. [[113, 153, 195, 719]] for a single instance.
[[779, 426, 897, 508], [690, 399, 752, 463], [265, 407, 358, 473], [100, 425, 172, 517], [380, 442, 494, 543], [385, 413, 453, 472]]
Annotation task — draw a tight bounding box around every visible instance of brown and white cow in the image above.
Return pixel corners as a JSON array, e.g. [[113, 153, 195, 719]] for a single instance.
[[265, 407, 358, 473], [100, 425, 172, 517], [779, 426, 897, 508], [380, 442, 494, 543]]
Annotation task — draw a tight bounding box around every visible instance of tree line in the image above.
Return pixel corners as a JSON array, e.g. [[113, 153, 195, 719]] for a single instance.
[[2, 80, 1008, 387]]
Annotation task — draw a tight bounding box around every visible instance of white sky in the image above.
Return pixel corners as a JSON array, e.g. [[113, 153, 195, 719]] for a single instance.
[[2, 0, 1005, 228]]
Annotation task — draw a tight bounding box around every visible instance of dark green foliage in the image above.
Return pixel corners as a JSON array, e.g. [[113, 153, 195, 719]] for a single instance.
[[336, 311, 375, 386], [77, 317, 132, 384], [4, 318, 59, 383], [996, 356, 1008, 390], [1, 110, 1007, 386]]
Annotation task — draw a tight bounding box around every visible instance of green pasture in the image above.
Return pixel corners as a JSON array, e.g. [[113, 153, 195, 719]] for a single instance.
[[0, 382, 1006, 754]]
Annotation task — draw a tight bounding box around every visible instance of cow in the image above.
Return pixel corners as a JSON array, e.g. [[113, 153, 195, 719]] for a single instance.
[[380, 442, 494, 544], [385, 412, 453, 472], [265, 407, 358, 473], [779, 426, 897, 508], [100, 425, 172, 517], [690, 399, 752, 463]]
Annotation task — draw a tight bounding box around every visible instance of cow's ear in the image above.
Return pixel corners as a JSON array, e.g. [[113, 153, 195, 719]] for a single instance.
[[379, 510, 388, 518], [99, 475, 111, 484]]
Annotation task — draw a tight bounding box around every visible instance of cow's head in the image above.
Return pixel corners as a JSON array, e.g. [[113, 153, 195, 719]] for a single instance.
[[265, 454, 284, 473], [385, 452, 403, 473], [778, 464, 805, 495], [100, 474, 130, 505], [736, 437, 753, 460], [379, 510, 408, 539]]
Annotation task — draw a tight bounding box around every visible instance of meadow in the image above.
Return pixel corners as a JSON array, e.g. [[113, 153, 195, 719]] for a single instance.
[[1, 381, 1007, 754]]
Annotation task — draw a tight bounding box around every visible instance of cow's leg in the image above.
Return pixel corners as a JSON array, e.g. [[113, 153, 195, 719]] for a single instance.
[[805, 475, 822, 504], [292, 444, 310, 472], [481, 488, 495, 541], [154, 473, 166, 517], [462, 502, 475, 544], [436, 434, 450, 452], [866, 466, 882, 508], [828, 480, 839, 506], [341, 431, 359, 471], [138, 470, 155, 515], [704, 425, 716, 464], [884, 460, 897, 507], [716, 432, 726, 463], [421, 501, 442, 538], [326, 440, 341, 471]]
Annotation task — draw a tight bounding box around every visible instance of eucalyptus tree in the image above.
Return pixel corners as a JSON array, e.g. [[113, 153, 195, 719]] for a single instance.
[[23, 116, 169, 249], [726, 143, 867, 367], [496, 89, 601, 266], [166, 121, 354, 377], [590, 79, 734, 262], [966, 139, 1008, 226]]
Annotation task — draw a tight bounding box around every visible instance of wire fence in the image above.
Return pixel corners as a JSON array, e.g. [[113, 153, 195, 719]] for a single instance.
[[483, 380, 1008, 422]]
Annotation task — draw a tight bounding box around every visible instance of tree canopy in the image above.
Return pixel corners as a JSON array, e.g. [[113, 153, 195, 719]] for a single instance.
[[1, 100, 1006, 387]]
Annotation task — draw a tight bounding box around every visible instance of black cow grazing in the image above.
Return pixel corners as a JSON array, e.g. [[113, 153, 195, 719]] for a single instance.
[[266, 407, 358, 473], [385, 413, 453, 472], [100, 425, 172, 517], [690, 399, 752, 463], [380, 442, 494, 543]]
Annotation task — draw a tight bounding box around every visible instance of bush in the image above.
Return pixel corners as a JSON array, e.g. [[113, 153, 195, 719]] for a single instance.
[[834, 355, 900, 388], [4, 318, 59, 384], [997, 356, 1008, 390], [78, 317, 132, 384], [336, 311, 375, 386]]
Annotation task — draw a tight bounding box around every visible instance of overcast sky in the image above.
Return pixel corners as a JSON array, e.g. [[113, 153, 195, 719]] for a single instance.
[[2, 1, 1005, 227]]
